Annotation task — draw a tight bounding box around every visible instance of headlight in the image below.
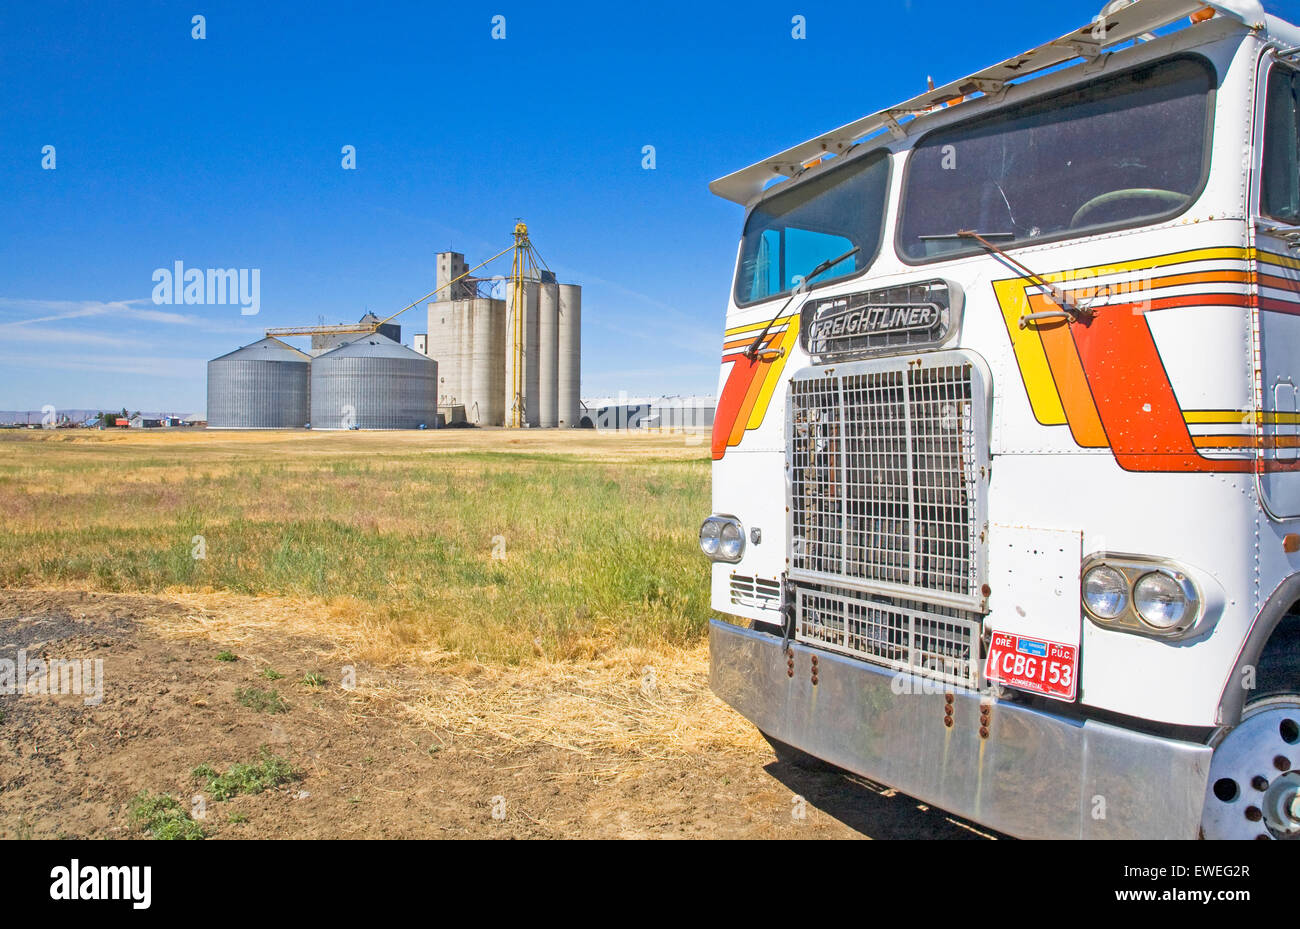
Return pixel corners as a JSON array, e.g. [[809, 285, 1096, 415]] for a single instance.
[[1133, 571, 1189, 630], [699, 516, 744, 563], [1080, 554, 1203, 639], [699, 519, 721, 557], [720, 521, 745, 561], [1082, 564, 1128, 619]]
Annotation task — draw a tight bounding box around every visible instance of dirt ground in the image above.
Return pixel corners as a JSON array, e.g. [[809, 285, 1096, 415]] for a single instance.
[[0, 588, 996, 840]]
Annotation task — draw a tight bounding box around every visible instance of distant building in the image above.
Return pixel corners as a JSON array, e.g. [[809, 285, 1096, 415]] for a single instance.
[[581, 396, 715, 431], [311, 313, 400, 352]]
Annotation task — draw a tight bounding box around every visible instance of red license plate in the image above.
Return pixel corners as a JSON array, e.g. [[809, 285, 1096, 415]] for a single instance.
[[984, 631, 1077, 701]]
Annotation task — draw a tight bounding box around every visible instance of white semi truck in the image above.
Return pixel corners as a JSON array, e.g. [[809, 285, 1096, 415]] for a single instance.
[[703, 0, 1300, 839]]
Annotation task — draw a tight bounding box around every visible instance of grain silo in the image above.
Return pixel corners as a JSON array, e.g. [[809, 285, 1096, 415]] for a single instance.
[[418, 245, 580, 428], [468, 297, 505, 425], [310, 333, 438, 430], [457, 298, 475, 413], [427, 299, 463, 408], [558, 283, 582, 427], [537, 281, 559, 428], [207, 337, 310, 429]]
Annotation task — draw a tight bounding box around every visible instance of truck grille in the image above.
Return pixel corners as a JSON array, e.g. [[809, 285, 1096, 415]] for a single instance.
[[729, 573, 782, 611], [788, 352, 989, 611], [796, 587, 981, 689]]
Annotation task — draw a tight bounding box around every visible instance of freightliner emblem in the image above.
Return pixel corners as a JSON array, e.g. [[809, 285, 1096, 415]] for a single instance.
[[802, 279, 957, 362]]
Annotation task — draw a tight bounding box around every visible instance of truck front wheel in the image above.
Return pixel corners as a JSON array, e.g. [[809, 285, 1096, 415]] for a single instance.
[[1201, 695, 1300, 840]]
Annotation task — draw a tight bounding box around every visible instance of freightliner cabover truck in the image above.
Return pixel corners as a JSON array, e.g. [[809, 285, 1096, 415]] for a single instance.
[[703, 0, 1300, 839]]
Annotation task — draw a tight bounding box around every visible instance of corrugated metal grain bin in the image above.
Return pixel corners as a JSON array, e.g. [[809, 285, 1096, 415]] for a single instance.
[[309, 333, 438, 430], [207, 337, 310, 429]]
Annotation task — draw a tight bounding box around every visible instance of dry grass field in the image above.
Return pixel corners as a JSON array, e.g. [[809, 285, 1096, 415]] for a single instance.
[[0, 428, 711, 663], [0, 429, 992, 839]]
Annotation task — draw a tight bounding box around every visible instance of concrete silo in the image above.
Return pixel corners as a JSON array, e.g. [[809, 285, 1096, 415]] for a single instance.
[[310, 333, 438, 430], [557, 284, 582, 428], [207, 337, 310, 429], [456, 299, 475, 411], [419, 244, 579, 428], [426, 299, 463, 407], [468, 297, 505, 425], [537, 282, 559, 428]]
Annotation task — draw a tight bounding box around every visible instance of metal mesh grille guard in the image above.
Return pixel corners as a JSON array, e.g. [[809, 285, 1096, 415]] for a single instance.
[[796, 587, 982, 689], [788, 352, 989, 611]]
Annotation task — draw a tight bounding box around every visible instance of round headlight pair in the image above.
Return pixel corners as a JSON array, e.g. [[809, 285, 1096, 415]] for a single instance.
[[699, 516, 744, 563], [1082, 562, 1193, 633]]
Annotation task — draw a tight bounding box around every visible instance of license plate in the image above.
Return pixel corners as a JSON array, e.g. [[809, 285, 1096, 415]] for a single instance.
[[984, 631, 1077, 701]]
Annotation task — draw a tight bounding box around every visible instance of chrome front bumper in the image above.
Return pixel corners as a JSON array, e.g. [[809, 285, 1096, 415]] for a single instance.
[[710, 619, 1213, 839]]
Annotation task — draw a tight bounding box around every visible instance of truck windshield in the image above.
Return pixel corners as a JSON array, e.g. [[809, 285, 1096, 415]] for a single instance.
[[898, 56, 1214, 261], [734, 149, 889, 305]]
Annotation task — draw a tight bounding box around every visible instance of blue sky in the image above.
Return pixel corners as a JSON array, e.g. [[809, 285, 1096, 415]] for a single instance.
[[0, 0, 1107, 413]]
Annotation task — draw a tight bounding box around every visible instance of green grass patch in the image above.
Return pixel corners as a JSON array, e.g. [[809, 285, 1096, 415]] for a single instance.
[[234, 686, 287, 714], [129, 791, 206, 840], [192, 748, 300, 800], [215, 650, 237, 662]]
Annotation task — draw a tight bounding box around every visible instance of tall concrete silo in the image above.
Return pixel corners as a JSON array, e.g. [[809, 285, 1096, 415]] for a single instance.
[[310, 333, 438, 430], [468, 297, 505, 425], [457, 300, 478, 413], [524, 282, 540, 427], [537, 282, 559, 428], [426, 299, 463, 407], [207, 337, 310, 429], [558, 284, 582, 428]]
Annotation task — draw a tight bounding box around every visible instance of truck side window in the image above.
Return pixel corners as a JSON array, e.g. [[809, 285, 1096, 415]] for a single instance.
[[735, 149, 890, 306], [1263, 65, 1300, 224]]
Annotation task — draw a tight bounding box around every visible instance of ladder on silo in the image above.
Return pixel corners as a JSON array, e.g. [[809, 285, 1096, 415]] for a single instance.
[[506, 221, 551, 429]]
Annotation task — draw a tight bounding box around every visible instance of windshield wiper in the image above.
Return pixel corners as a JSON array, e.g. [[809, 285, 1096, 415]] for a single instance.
[[950, 229, 1092, 327], [745, 246, 861, 361], [917, 231, 1014, 241]]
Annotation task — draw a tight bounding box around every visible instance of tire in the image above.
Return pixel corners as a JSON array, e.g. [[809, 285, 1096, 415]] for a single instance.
[[1201, 694, 1300, 839]]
